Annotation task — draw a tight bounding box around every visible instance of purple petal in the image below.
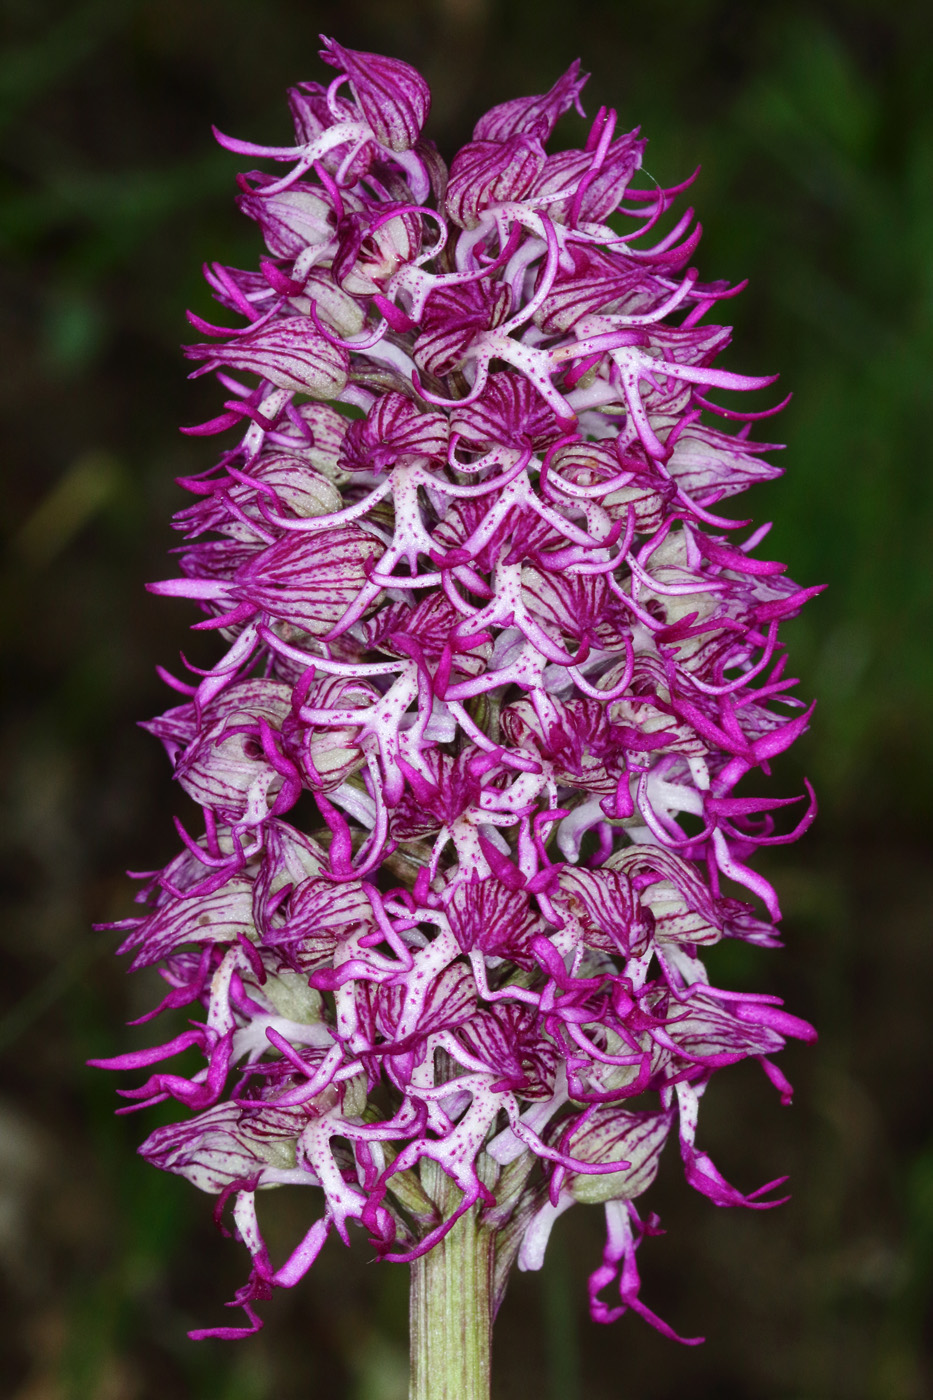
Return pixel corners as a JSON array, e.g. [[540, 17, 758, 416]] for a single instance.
[[139, 1102, 308, 1193], [235, 525, 378, 634], [473, 61, 588, 142], [446, 135, 547, 229], [566, 1107, 674, 1205], [185, 316, 349, 398], [320, 37, 430, 152]]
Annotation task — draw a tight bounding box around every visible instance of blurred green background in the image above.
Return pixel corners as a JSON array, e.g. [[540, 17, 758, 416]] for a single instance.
[[1, 1, 931, 1396]]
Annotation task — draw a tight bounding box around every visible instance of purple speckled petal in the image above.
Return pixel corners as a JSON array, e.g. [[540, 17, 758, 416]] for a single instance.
[[564, 1107, 674, 1205], [446, 135, 547, 229], [185, 317, 349, 398], [320, 37, 430, 152], [139, 1102, 310, 1193], [234, 525, 379, 634], [473, 61, 588, 143]]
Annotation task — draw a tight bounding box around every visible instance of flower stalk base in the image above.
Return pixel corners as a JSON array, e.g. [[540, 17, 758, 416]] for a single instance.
[[410, 1184, 494, 1400]]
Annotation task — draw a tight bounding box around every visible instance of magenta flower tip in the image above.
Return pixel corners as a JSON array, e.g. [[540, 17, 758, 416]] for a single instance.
[[95, 42, 819, 1348], [319, 35, 430, 152]]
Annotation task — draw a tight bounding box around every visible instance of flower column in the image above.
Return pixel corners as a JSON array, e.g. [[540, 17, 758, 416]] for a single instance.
[[92, 38, 819, 1398]]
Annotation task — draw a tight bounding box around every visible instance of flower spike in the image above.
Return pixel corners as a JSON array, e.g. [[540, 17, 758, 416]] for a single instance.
[[94, 43, 819, 1351]]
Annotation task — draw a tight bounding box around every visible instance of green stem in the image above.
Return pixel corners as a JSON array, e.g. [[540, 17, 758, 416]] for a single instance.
[[409, 1200, 494, 1400]]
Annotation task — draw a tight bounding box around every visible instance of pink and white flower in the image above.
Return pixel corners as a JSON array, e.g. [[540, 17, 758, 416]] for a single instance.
[[93, 38, 819, 1343]]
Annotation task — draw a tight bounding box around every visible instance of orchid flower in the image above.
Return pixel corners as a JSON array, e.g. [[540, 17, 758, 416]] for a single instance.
[[93, 39, 819, 1396]]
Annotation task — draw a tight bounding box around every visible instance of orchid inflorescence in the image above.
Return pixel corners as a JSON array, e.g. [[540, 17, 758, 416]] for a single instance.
[[93, 38, 819, 1344]]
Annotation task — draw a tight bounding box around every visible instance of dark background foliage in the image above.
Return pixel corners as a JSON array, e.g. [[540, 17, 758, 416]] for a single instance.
[[1, 1, 931, 1396]]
